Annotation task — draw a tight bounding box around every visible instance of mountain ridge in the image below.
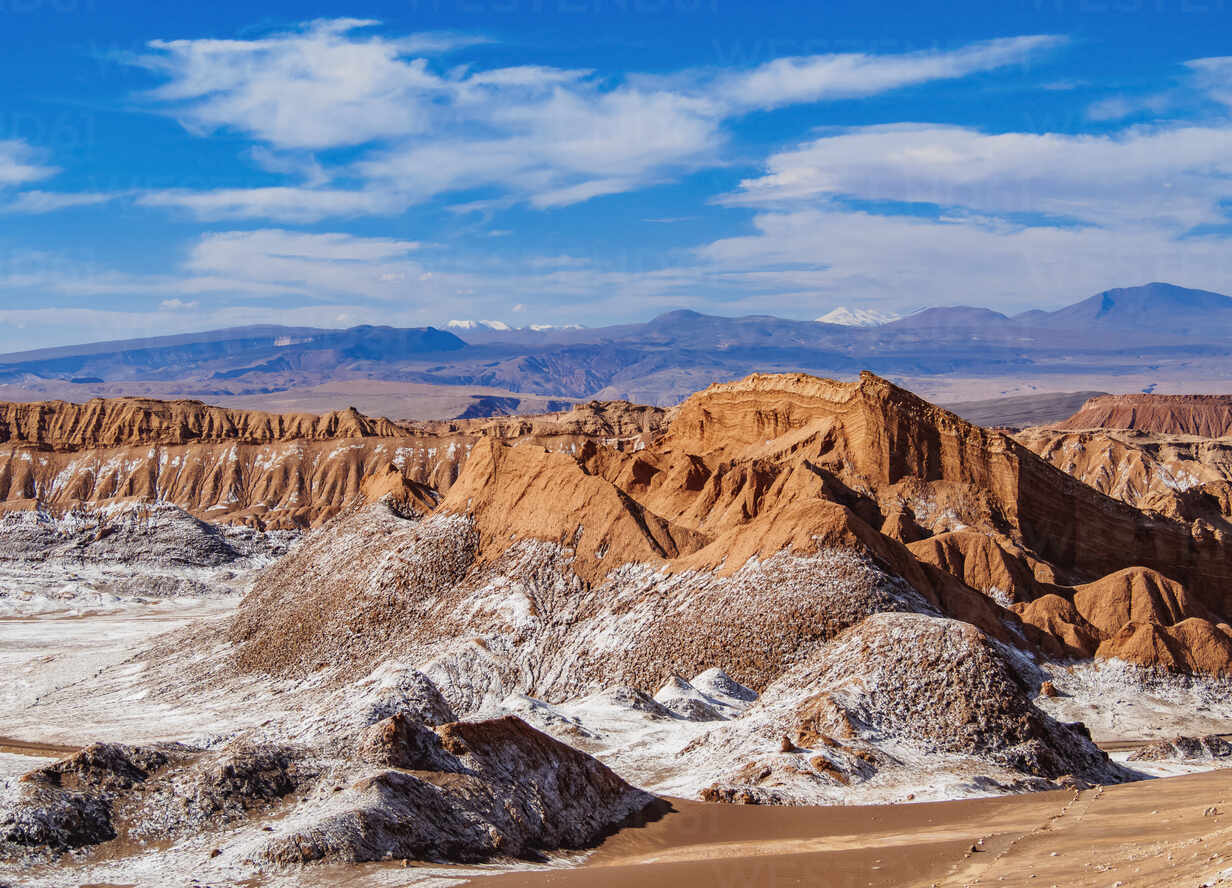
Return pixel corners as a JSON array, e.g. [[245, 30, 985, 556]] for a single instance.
[[2, 282, 1231, 412]]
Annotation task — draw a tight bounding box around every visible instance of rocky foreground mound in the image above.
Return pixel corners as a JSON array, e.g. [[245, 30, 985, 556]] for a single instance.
[[2, 715, 654, 874]]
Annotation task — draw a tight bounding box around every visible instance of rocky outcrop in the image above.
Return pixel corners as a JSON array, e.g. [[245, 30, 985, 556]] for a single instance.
[[0, 398, 406, 449], [225, 371, 1232, 687], [263, 716, 653, 865], [228, 502, 924, 692], [0, 503, 291, 610], [1, 740, 300, 857], [691, 612, 1122, 804]]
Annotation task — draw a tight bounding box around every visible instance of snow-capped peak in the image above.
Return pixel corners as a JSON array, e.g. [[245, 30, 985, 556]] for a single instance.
[[816, 306, 901, 327], [447, 319, 511, 331]]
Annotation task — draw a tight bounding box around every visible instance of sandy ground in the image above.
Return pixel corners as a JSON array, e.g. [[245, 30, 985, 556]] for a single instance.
[[464, 771, 1232, 888]]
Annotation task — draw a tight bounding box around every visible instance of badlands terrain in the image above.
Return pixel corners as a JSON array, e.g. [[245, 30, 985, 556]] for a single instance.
[[5, 374, 1232, 886]]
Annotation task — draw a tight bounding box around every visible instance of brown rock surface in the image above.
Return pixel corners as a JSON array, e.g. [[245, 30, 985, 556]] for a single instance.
[[1096, 618, 1232, 675], [1013, 595, 1101, 660], [0, 397, 405, 449], [1071, 567, 1218, 636], [221, 371, 1232, 680], [907, 531, 1048, 605]]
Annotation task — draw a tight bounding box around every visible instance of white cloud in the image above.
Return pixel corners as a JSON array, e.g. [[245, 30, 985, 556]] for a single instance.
[[159, 297, 199, 310], [723, 122, 1232, 230], [527, 255, 592, 268], [694, 208, 1232, 313], [1085, 91, 1176, 122], [126, 21, 1062, 216], [0, 141, 56, 187], [138, 20, 483, 149], [180, 229, 430, 299], [1186, 56, 1232, 108], [137, 186, 406, 222]]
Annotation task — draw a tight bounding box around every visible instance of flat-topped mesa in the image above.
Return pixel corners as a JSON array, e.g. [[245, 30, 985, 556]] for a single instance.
[[0, 398, 406, 450], [1056, 393, 1232, 437]]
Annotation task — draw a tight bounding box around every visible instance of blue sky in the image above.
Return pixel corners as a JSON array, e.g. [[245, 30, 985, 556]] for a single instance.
[[1, 0, 1231, 351]]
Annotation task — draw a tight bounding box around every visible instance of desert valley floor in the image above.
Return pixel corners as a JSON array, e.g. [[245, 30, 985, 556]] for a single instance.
[[6, 598, 1232, 888], [6, 374, 1232, 886]]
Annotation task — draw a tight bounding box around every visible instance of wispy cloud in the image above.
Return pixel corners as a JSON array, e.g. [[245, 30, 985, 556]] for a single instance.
[[712, 35, 1065, 112], [137, 186, 406, 222], [1, 191, 118, 214], [1186, 56, 1232, 108]]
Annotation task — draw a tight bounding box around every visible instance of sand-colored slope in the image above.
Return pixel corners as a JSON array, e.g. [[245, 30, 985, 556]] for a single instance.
[[438, 438, 708, 581]]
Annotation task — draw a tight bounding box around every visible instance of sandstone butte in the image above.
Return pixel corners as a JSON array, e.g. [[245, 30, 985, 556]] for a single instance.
[[7, 371, 1232, 678], [1015, 393, 1232, 529], [1055, 392, 1232, 437]]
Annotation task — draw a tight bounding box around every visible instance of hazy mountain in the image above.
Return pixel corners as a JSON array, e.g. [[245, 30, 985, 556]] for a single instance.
[[882, 306, 1016, 331], [2, 282, 1230, 408], [1017, 282, 1232, 337]]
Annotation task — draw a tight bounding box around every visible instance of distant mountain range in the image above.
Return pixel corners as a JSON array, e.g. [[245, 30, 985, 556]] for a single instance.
[[1, 283, 1229, 412]]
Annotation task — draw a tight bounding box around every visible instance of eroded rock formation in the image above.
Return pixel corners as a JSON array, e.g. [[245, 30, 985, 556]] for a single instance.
[[0, 398, 665, 529], [12, 371, 1232, 882]]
